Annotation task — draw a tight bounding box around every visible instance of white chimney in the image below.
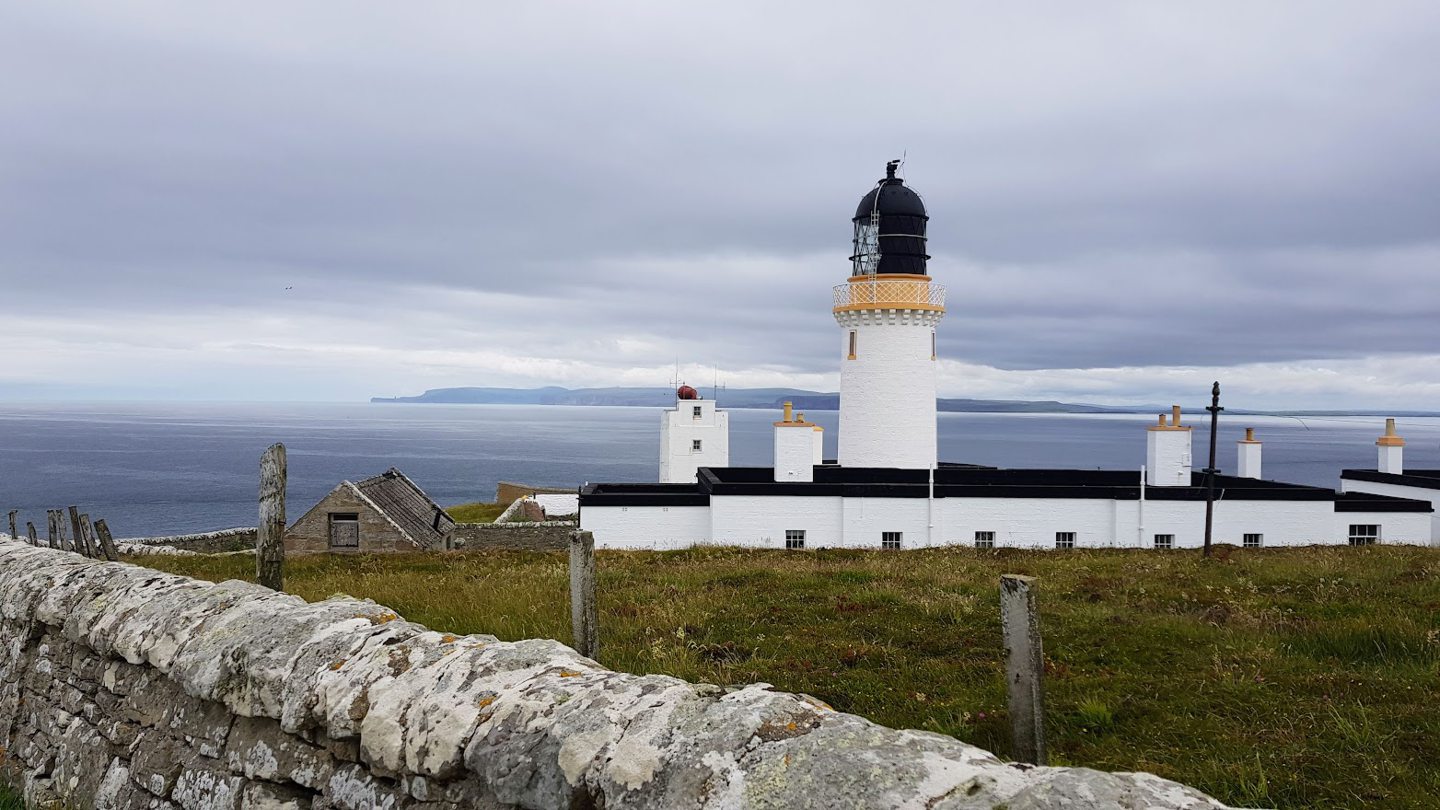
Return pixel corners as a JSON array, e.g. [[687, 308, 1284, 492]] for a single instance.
[[1145, 405, 1193, 487], [811, 424, 825, 466], [1377, 418, 1405, 474], [773, 403, 816, 482], [1237, 427, 1262, 479]]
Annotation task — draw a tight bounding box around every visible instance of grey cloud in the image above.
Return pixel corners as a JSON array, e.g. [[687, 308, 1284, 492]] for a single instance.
[[3, 2, 1440, 402]]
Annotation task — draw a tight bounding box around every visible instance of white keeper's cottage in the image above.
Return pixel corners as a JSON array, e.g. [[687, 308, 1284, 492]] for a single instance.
[[580, 163, 1434, 550]]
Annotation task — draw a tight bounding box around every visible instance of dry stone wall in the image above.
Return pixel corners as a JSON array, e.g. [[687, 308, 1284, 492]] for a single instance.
[[0, 539, 1234, 809], [122, 528, 258, 554], [452, 522, 573, 552]]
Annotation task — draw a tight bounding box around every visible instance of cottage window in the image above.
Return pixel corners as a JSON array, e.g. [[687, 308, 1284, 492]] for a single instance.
[[1348, 524, 1380, 546], [692, 406, 703, 419], [1243, 533, 1263, 548], [785, 529, 806, 550], [1055, 532, 1076, 549], [975, 531, 995, 549], [328, 513, 360, 549], [692, 439, 703, 452], [1153, 534, 1174, 550], [882, 531, 902, 550]]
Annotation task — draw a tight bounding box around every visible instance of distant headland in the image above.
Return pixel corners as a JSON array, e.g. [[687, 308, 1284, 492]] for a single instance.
[[370, 386, 1440, 416]]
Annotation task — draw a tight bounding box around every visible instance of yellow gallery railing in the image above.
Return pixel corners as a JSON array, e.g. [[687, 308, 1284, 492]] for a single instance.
[[832, 278, 946, 313]]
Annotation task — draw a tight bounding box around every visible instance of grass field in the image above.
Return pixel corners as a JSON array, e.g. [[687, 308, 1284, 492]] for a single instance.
[[445, 501, 508, 522], [136, 545, 1440, 809]]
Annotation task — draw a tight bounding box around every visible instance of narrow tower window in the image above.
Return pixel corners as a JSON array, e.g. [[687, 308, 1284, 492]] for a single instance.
[[848, 330, 857, 360], [931, 330, 936, 360], [692, 405, 702, 419]]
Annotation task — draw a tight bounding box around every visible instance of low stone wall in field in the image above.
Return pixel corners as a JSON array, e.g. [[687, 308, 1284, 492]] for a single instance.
[[120, 527, 258, 554], [451, 521, 575, 552], [0, 540, 1233, 809]]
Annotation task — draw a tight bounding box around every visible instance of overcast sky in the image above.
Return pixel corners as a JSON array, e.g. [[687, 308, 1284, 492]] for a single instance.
[[3, 2, 1440, 409]]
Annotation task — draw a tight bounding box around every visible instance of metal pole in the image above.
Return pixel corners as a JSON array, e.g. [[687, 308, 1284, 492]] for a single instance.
[[1202, 382, 1223, 557]]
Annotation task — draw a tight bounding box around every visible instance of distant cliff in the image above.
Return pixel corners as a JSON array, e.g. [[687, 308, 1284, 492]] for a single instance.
[[371, 386, 1131, 413]]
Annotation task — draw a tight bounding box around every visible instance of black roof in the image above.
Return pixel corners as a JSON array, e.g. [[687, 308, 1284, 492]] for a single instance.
[[851, 161, 930, 276], [581, 465, 1432, 512], [854, 172, 928, 220], [1342, 469, 1440, 490]]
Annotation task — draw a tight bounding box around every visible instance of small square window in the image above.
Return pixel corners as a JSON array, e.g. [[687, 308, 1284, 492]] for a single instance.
[[1243, 533, 1263, 548], [785, 529, 805, 550], [691, 439, 703, 452], [1348, 524, 1379, 546], [881, 531, 902, 550], [1055, 532, 1076, 549], [1153, 534, 1174, 550], [692, 405, 703, 419], [974, 531, 995, 549]]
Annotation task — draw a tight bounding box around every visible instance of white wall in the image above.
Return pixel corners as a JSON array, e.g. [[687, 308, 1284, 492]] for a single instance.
[[582, 506, 711, 550], [585, 495, 1435, 550], [1237, 442, 1262, 479], [774, 425, 815, 482], [1146, 428, 1192, 487], [658, 399, 729, 483], [711, 496, 844, 548], [1340, 478, 1440, 544], [836, 310, 939, 470], [1332, 509, 1432, 545]]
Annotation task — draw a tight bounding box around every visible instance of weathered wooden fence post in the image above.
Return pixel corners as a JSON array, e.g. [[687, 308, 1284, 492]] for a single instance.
[[47, 510, 61, 550], [1001, 574, 1047, 765], [79, 514, 107, 562], [257, 443, 287, 591], [8, 510, 16, 540], [569, 530, 599, 659], [94, 519, 120, 561], [68, 506, 95, 558], [26, 522, 38, 545]]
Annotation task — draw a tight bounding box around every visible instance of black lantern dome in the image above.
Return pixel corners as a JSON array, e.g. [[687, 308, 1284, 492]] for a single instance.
[[850, 160, 929, 276]]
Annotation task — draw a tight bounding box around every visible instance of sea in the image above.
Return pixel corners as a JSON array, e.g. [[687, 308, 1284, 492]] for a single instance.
[[2, 402, 1438, 539]]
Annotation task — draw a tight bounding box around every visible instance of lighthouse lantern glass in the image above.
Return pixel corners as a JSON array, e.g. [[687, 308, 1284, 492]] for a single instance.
[[852, 214, 880, 275]]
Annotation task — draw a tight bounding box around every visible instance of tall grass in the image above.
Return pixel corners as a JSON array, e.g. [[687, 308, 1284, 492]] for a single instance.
[[137, 544, 1440, 809]]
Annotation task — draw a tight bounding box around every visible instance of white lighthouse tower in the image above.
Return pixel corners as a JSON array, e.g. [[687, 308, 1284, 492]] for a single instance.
[[834, 161, 946, 469]]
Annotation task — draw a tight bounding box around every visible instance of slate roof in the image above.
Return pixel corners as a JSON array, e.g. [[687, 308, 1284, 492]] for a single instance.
[[355, 468, 456, 550]]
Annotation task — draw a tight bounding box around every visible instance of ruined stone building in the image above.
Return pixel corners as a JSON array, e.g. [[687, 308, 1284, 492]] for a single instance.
[[286, 468, 455, 553]]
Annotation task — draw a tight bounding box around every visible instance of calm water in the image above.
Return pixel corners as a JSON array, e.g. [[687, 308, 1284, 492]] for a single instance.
[[2, 402, 1438, 538]]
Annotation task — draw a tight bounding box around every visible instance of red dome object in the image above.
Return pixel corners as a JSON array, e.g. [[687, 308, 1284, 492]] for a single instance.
[[677, 385, 700, 400]]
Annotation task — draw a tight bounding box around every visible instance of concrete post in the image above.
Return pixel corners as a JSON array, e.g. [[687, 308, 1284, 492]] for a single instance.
[[569, 530, 599, 660], [257, 443, 287, 591], [1000, 574, 1046, 765]]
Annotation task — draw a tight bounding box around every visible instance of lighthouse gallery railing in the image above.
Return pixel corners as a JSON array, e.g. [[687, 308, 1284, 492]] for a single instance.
[[832, 279, 946, 312]]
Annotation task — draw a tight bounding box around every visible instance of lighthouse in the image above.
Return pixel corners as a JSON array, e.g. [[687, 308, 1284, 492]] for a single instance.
[[834, 161, 946, 469]]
